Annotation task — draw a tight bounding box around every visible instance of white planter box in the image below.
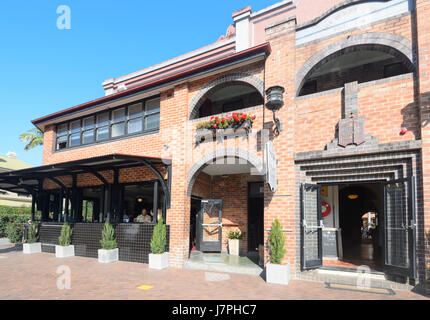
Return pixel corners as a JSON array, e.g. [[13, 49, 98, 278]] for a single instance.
[[149, 252, 169, 269], [98, 248, 118, 263], [55, 245, 75, 258], [228, 239, 240, 256], [266, 262, 290, 285], [23, 242, 41, 254]]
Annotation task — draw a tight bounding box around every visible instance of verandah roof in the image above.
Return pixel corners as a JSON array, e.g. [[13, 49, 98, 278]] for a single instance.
[[0, 154, 171, 195]]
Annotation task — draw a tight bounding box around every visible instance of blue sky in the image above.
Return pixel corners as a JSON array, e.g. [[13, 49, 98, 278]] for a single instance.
[[0, 0, 273, 166]]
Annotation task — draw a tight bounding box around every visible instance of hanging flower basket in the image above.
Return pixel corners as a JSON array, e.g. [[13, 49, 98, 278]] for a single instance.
[[195, 113, 256, 144]]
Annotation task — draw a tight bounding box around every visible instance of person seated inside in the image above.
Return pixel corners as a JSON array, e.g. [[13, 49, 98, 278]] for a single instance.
[[122, 209, 130, 223], [135, 208, 153, 223]]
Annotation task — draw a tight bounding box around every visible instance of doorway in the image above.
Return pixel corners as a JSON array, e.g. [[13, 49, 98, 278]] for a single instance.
[[248, 182, 264, 252], [338, 183, 383, 271], [301, 178, 416, 278]]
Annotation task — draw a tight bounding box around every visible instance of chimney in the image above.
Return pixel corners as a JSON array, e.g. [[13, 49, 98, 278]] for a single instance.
[[232, 6, 252, 52]]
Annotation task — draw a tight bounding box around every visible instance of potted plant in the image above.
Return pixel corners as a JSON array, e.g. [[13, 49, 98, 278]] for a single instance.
[[98, 222, 118, 263], [23, 222, 41, 254], [266, 218, 290, 285], [55, 222, 74, 258], [149, 217, 169, 269], [227, 230, 243, 256]]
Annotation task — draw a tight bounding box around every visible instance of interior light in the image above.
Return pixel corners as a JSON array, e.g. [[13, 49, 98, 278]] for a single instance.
[[137, 197, 143, 203], [348, 194, 359, 200]]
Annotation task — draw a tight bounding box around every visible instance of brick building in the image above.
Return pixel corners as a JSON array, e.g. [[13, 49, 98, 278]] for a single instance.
[[1, 0, 430, 291]]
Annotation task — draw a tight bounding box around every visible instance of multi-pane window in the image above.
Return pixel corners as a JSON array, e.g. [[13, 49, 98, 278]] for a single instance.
[[55, 96, 160, 150]]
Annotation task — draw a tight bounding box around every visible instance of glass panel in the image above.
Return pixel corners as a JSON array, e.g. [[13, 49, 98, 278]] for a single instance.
[[97, 112, 110, 127], [57, 124, 68, 136], [145, 98, 160, 114], [112, 108, 125, 123], [128, 118, 142, 134], [145, 113, 160, 130], [70, 133, 81, 147], [111, 122, 125, 138], [82, 130, 95, 144], [70, 120, 81, 134], [385, 182, 409, 268], [57, 135, 67, 149], [97, 126, 109, 140], [83, 116, 95, 130], [302, 184, 322, 269], [128, 103, 143, 119], [202, 201, 221, 242]]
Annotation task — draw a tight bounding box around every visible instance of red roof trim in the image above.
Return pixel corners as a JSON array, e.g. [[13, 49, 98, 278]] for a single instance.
[[32, 43, 271, 125]]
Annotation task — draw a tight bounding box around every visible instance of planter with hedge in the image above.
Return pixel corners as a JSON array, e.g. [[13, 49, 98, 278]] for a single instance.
[[55, 222, 75, 258], [266, 218, 290, 285], [98, 222, 118, 263], [149, 217, 169, 269], [227, 230, 243, 256], [23, 222, 41, 254]]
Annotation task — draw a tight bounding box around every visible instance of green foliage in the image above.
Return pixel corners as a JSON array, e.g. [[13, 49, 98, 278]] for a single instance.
[[27, 223, 38, 244], [100, 222, 117, 250], [58, 222, 73, 246], [227, 230, 243, 240], [6, 223, 23, 243], [150, 217, 166, 254], [19, 128, 44, 151], [0, 206, 32, 237], [268, 218, 286, 264]]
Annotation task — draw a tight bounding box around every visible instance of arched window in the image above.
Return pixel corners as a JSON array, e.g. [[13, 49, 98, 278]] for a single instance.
[[298, 44, 414, 96], [194, 83, 263, 119]]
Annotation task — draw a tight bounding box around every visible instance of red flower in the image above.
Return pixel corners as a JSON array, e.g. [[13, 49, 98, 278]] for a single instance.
[[241, 114, 247, 120]]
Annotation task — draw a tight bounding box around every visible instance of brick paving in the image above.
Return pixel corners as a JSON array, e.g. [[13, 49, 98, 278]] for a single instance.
[[0, 244, 427, 300]]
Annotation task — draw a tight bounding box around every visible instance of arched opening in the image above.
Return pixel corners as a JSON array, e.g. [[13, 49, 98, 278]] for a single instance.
[[298, 44, 414, 96], [185, 152, 265, 274], [192, 83, 264, 119]]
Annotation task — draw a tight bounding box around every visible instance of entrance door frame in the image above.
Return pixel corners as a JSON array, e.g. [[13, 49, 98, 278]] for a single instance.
[[247, 181, 264, 252], [313, 178, 417, 278]]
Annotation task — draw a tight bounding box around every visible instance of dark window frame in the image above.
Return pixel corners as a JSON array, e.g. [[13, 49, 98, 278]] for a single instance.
[[55, 95, 160, 151]]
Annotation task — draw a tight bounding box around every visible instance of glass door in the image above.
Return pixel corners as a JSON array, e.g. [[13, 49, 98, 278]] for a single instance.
[[301, 184, 323, 270], [198, 199, 222, 252], [383, 177, 416, 278]]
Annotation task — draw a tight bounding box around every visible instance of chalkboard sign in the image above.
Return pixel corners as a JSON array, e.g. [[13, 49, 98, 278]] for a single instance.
[[322, 229, 338, 257]]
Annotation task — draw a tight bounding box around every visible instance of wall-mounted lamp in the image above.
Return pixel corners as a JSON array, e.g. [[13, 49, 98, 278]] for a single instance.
[[137, 197, 143, 203], [265, 86, 285, 136]]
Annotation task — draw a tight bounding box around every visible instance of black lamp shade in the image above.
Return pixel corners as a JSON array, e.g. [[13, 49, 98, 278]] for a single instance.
[[265, 86, 285, 111]]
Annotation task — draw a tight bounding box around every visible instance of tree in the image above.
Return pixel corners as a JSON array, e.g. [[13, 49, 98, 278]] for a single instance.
[[268, 218, 286, 264], [19, 128, 43, 151], [151, 217, 167, 254]]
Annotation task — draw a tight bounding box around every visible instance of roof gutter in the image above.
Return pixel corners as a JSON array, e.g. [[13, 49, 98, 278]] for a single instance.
[[32, 42, 271, 127]]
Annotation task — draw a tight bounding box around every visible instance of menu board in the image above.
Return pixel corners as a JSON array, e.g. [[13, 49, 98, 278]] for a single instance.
[[322, 229, 338, 257]]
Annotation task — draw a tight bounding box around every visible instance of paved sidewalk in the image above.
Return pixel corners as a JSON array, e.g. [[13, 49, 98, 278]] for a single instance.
[[0, 244, 427, 300]]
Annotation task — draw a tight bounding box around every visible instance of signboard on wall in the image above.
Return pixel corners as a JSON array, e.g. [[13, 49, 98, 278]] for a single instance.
[[266, 141, 277, 192]]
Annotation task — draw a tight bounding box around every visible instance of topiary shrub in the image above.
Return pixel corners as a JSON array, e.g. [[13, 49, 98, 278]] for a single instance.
[[58, 222, 73, 246], [268, 218, 286, 264], [100, 222, 117, 250], [27, 223, 38, 244], [6, 223, 23, 244], [150, 217, 166, 254]]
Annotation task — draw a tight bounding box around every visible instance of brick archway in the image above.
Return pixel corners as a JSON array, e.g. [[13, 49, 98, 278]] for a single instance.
[[188, 72, 264, 119], [186, 148, 264, 196], [295, 32, 415, 96]]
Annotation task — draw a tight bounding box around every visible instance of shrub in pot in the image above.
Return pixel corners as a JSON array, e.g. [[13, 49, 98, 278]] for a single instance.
[[98, 222, 118, 263], [56, 222, 75, 258], [23, 222, 41, 254], [149, 217, 169, 269], [227, 230, 243, 256], [266, 218, 290, 285]]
